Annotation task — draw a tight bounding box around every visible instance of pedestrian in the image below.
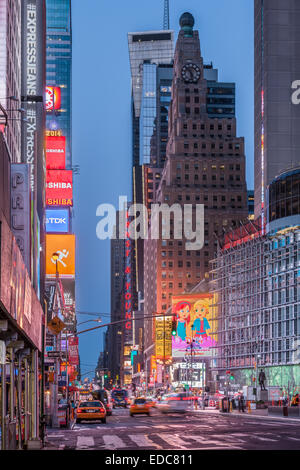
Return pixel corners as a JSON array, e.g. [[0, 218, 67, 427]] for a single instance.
[[238, 393, 245, 412], [231, 397, 236, 410]]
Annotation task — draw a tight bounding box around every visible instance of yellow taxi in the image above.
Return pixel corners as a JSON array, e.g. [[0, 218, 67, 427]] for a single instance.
[[146, 397, 157, 408], [76, 400, 107, 424], [129, 397, 151, 417]]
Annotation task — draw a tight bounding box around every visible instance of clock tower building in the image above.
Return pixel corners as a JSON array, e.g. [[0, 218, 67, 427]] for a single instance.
[[144, 13, 248, 362]]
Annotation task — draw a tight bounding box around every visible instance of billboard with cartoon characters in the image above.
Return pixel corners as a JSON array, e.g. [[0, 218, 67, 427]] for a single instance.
[[171, 293, 218, 358]]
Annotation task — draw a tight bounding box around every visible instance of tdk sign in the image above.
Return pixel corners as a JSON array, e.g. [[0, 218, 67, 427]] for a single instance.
[[46, 209, 69, 233]]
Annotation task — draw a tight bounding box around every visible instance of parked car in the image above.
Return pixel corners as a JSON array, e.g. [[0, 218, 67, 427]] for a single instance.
[[130, 397, 151, 417], [76, 400, 106, 424]]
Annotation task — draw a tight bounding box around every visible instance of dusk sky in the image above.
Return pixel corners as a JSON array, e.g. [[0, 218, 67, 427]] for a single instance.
[[72, 0, 254, 379]]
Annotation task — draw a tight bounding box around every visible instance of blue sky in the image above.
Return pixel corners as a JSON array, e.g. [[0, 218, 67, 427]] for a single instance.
[[72, 0, 254, 379]]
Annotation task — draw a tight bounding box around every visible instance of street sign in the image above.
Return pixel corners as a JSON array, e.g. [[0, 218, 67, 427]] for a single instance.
[[47, 315, 66, 335], [47, 351, 62, 358]]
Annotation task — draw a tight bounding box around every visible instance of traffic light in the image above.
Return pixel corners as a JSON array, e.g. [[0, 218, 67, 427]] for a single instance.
[[230, 373, 234, 381], [104, 374, 108, 379], [171, 319, 177, 336]]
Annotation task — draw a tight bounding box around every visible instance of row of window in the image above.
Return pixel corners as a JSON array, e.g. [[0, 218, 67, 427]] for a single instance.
[[183, 123, 233, 132]]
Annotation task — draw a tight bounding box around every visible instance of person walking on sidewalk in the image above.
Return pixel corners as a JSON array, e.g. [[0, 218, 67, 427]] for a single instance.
[[238, 393, 245, 413]]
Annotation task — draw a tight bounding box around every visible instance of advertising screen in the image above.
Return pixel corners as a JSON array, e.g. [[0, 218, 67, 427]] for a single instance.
[[46, 208, 69, 233], [45, 234, 75, 277], [172, 293, 218, 358], [155, 316, 172, 363], [45, 86, 61, 111], [46, 170, 73, 206], [45, 135, 66, 170]]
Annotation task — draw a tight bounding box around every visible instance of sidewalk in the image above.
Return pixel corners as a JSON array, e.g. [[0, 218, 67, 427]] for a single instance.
[[191, 407, 300, 422]]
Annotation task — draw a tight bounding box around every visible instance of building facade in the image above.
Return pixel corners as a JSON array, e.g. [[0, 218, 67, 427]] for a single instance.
[[0, 0, 22, 163], [211, 168, 300, 394], [143, 13, 248, 371], [254, 0, 300, 219], [46, 0, 72, 168]]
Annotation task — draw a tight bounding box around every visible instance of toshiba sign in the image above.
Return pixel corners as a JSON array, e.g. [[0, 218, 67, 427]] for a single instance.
[[46, 170, 73, 206], [45, 135, 66, 169]]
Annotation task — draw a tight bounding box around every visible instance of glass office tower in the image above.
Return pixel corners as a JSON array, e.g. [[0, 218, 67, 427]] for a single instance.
[[46, 0, 72, 168]]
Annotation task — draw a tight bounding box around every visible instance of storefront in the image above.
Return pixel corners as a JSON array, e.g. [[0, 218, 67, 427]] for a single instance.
[[0, 213, 43, 450]]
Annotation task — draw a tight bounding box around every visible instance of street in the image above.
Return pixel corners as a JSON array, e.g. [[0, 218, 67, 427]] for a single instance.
[[44, 408, 300, 451]]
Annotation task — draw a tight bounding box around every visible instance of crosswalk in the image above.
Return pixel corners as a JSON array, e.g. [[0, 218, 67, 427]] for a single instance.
[[48, 432, 246, 450]]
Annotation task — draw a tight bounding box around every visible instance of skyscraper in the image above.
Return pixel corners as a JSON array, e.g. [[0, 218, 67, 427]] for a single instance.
[[46, 0, 72, 168], [254, 0, 300, 220], [128, 29, 174, 314], [143, 13, 248, 370], [0, 0, 21, 163]]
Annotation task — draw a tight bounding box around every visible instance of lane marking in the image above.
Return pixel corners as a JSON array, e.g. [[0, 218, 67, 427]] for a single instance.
[[252, 436, 278, 442], [129, 434, 162, 449], [158, 433, 188, 449], [102, 435, 127, 450], [187, 435, 232, 447], [76, 436, 95, 449]]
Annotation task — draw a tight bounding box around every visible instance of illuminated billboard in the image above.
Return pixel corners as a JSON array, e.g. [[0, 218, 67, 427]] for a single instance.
[[45, 86, 61, 111], [45, 135, 66, 169], [155, 316, 172, 364], [46, 208, 69, 233], [172, 293, 218, 358], [46, 234, 75, 277], [46, 170, 73, 206]]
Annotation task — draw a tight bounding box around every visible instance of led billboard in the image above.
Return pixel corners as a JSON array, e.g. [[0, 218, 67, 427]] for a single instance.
[[46, 170, 73, 206], [155, 316, 172, 364], [45, 86, 61, 111], [46, 208, 69, 233], [172, 293, 218, 358], [45, 135, 66, 170], [46, 234, 75, 277]]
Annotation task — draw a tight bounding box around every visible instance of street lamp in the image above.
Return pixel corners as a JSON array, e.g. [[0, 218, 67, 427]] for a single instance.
[[77, 319, 102, 327], [51, 252, 60, 428]]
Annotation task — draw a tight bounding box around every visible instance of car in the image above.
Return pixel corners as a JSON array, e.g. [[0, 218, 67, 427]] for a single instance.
[[146, 397, 157, 408], [111, 388, 129, 408], [92, 389, 113, 416], [156, 392, 194, 414], [76, 400, 107, 424], [130, 397, 151, 417]]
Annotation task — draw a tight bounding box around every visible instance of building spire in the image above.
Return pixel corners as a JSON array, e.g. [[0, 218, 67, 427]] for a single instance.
[[163, 0, 170, 30]]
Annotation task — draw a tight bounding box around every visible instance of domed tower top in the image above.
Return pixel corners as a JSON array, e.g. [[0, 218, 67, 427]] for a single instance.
[[179, 12, 195, 37]]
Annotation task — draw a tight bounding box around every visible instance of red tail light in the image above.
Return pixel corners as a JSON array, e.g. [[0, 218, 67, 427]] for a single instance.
[[77, 408, 83, 413], [100, 408, 105, 412]]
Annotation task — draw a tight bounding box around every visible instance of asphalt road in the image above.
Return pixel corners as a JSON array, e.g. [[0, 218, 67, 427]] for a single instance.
[[44, 407, 300, 451]]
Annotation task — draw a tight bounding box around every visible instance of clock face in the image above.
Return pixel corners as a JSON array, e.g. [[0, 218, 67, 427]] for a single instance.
[[181, 63, 201, 83]]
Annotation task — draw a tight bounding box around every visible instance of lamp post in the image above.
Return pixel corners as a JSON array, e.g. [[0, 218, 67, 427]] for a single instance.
[[51, 252, 60, 428]]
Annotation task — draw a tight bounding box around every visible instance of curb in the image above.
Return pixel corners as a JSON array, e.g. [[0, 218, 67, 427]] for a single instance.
[[190, 409, 300, 423]]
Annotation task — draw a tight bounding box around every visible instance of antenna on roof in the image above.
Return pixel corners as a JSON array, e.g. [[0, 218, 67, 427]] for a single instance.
[[163, 0, 170, 30]]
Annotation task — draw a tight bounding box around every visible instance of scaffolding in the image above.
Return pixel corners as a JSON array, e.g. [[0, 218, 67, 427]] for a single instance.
[[210, 222, 300, 385]]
